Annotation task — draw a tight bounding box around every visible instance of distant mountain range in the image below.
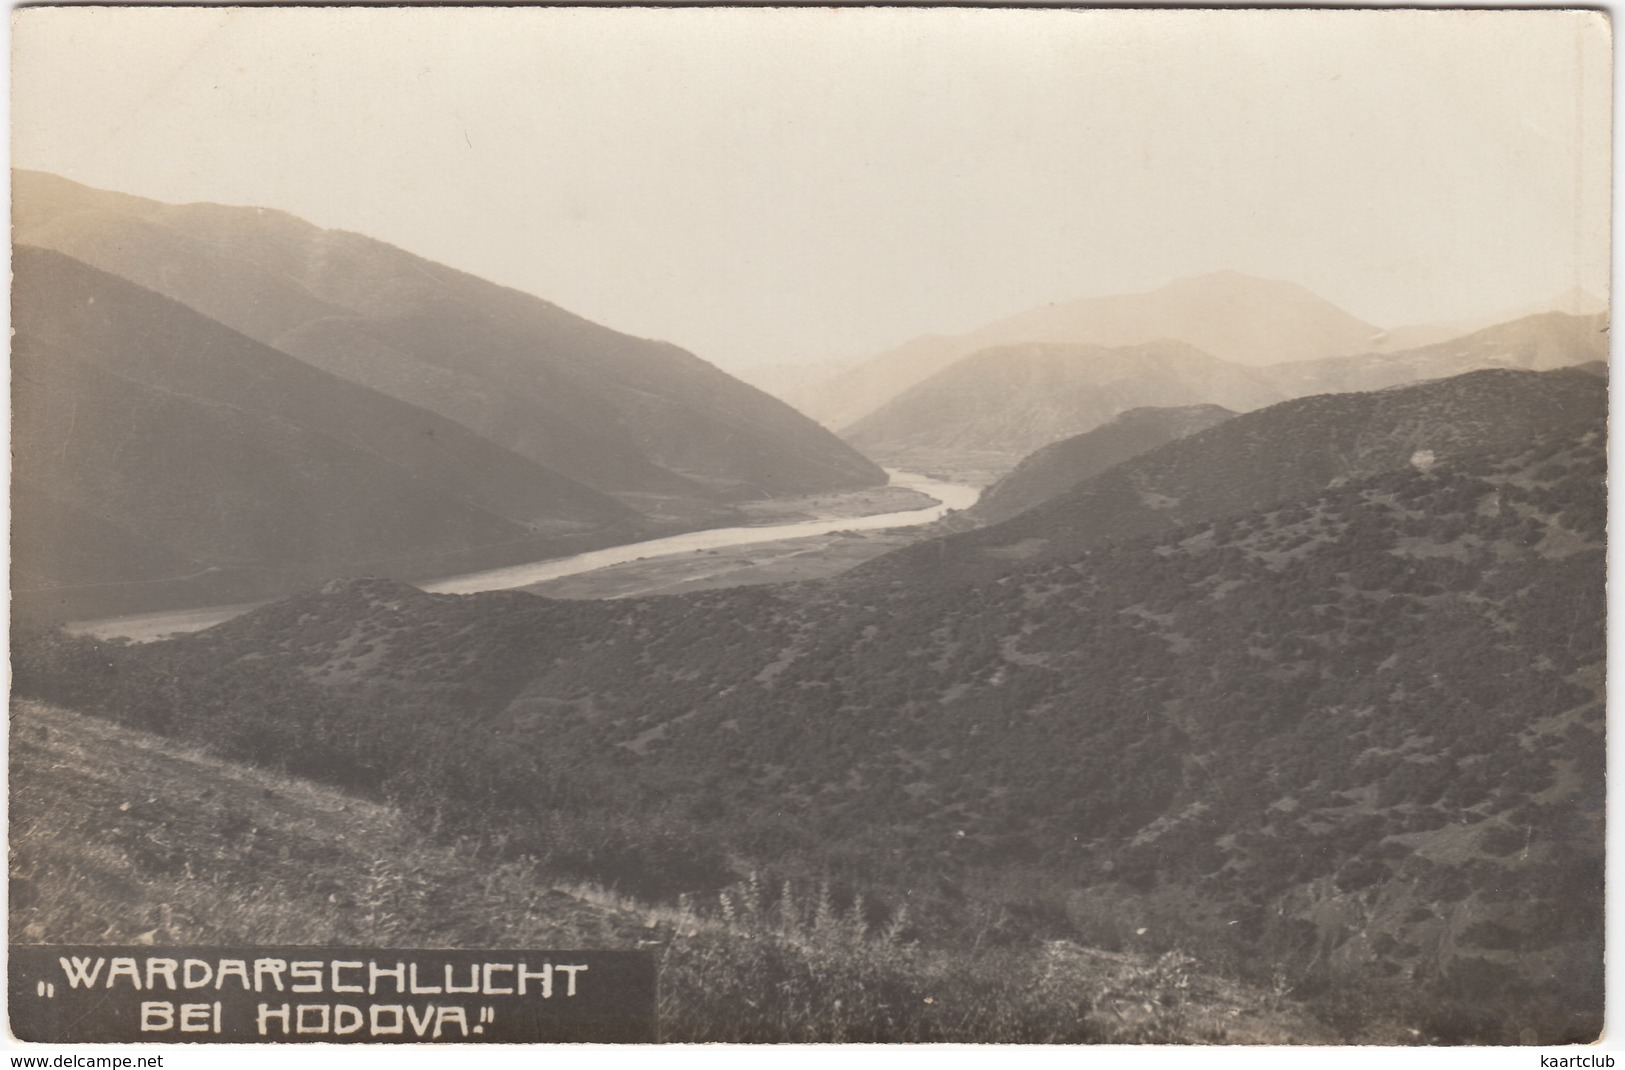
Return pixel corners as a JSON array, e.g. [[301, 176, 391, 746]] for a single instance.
[[1436, 285, 1608, 337], [786, 271, 1403, 429], [842, 340, 1278, 461], [1265, 311, 1608, 397], [839, 308, 1606, 469], [777, 272, 1606, 454], [12, 171, 886, 618]]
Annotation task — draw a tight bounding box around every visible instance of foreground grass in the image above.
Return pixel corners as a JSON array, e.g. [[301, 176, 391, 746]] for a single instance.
[[11, 699, 1333, 1043], [9, 699, 652, 950]]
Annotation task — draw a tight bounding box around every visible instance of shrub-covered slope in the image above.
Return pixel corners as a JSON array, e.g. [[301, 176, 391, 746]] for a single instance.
[[12, 699, 1339, 1043], [865, 367, 1604, 586], [21, 383, 1603, 1041], [971, 404, 1236, 523]]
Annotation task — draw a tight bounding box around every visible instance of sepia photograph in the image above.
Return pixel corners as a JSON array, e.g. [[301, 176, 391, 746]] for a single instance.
[[5, 4, 1611, 1050]]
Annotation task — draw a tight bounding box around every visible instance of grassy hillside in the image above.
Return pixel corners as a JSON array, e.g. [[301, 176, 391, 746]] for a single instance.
[[9, 699, 654, 949], [10, 700, 1334, 1043]]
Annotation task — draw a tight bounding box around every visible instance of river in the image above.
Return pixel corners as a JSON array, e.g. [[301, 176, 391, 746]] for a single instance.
[[424, 468, 978, 594], [68, 469, 981, 641]]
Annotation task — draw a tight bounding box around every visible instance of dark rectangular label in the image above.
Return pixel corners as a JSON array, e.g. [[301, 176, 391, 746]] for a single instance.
[[9, 946, 655, 1043]]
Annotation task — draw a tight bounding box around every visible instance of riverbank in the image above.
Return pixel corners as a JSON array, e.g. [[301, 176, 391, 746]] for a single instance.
[[65, 470, 981, 641], [732, 482, 936, 524], [522, 526, 919, 600]]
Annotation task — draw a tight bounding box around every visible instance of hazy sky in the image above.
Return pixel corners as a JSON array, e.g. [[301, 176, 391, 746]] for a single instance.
[[12, 7, 1611, 372]]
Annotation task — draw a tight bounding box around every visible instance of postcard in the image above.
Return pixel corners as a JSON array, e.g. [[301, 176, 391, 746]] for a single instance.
[[7, 5, 1610, 1052]]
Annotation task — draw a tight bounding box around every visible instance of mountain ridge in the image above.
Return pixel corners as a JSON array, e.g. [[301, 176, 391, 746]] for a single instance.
[[787, 271, 1389, 429], [14, 169, 887, 503], [836, 310, 1607, 470], [1264, 310, 1608, 398], [856, 366, 1607, 586], [969, 404, 1238, 524], [841, 338, 1278, 464]]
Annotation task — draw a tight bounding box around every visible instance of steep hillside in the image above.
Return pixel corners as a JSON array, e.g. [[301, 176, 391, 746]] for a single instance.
[[867, 367, 1605, 585], [970, 405, 1236, 524], [14, 170, 885, 502], [789, 272, 1384, 429], [1265, 312, 1608, 397], [9, 699, 654, 950], [12, 247, 641, 620], [841, 341, 1277, 464], [22, 386, 1604, 1042]]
